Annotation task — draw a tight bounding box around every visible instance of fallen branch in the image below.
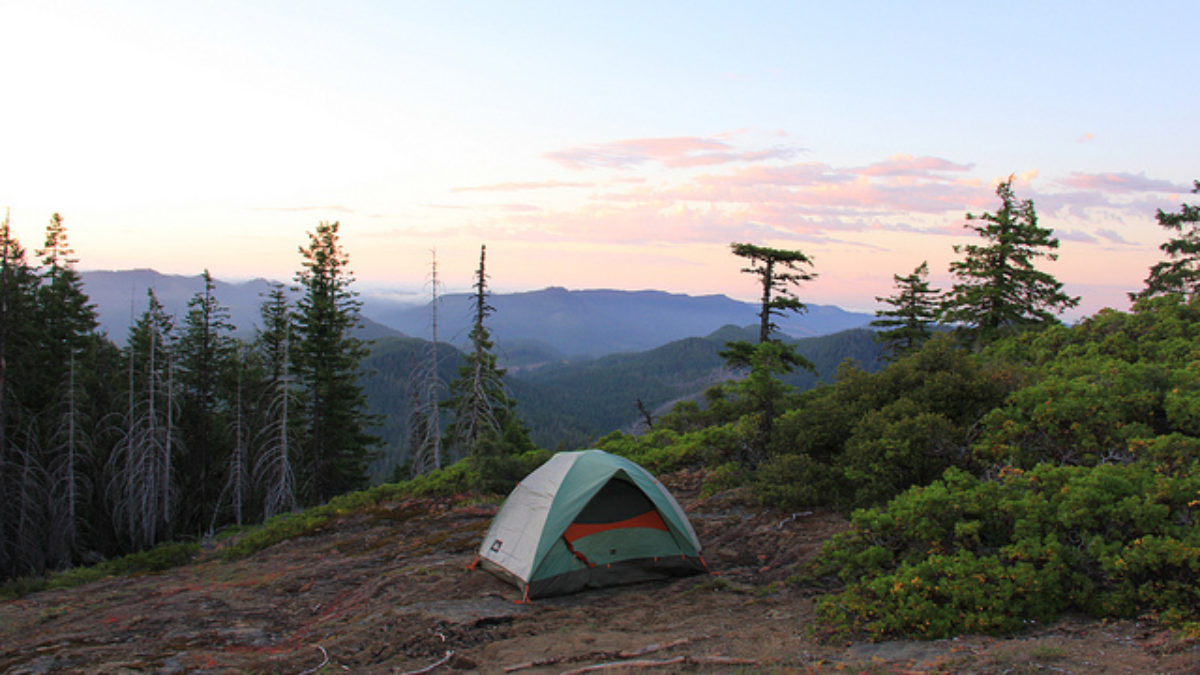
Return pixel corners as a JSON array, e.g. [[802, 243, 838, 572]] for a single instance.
[[777, 511, 813, 529], [503, 636, 708, 672], [399, 650, 455, 675], [559, 655, 758, 674], [298, 644, 329, 675]]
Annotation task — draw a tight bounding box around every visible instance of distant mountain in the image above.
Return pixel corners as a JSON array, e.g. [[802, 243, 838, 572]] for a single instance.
[[80, 271, 875, 357], [80, 269, 403, 341], [368, 286, 875, 357]]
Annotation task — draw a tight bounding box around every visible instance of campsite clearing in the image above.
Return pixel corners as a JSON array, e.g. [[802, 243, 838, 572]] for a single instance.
[[1, 469, 1197, 673]]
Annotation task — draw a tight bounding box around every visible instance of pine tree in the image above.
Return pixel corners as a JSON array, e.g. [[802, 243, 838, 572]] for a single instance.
[[212, 344, 251, 529], [292, 221, 377, 503], [1132, 180, 1200, 302], [408, 252, 443, 476], [35, 214, 98, 565], [942, 177, 1079, 345], [872, 261, 941, 359], [730, 242, 817, 344], [252, 283, 297, 518], [107, 290, 178, 549], [175, 270, 236, 533], [443, 245, 532, 489], [720, 242, 817, 467], [0, 213, 45, 577]]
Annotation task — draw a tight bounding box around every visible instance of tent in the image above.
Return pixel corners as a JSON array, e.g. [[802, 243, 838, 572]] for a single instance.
[[476, 449, 706, 599]]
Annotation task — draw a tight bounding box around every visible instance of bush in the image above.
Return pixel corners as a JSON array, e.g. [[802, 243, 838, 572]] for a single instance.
[[808, 462, 1200, 640], [1, 541, 202, 600]]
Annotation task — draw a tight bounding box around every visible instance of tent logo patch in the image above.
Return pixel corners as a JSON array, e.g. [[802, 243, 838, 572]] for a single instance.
[[490, 539, 503, 553]]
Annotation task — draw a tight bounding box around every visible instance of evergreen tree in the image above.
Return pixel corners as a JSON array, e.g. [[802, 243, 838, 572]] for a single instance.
[[212, 344, 251, 528], [35, 214, 99, 566], [408, 251, 443, 476], [443, 245, 532, 489], [252, 283, 298, 518], [720, 242, 817, 467], [107, 290, 178, 549], [292, 221, 377, 504], [942, 177, 1078, 345], [175, 270, 236, 533], [0, 213, 45, 578], [1132, 180, 1200, 302], [872, 261, 941, 359], [730, 242, 817, 344]]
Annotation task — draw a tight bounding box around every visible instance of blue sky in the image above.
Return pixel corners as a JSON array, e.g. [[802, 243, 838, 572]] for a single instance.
[[2, 1, 1197, 315]]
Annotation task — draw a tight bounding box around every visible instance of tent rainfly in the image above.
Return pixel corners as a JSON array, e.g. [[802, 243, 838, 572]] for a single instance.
[[476, 449, 706, 599]]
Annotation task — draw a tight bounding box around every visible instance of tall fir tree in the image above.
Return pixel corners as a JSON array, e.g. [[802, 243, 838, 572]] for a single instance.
[[108, 289, 178, 550], [292, 221, 377, 504], [175, 270, 236, 533], [252, 282, 298, 518], [730, 242, 817, 344], [0, 213, 45, 578], [872, 261, 941, 360], [1131, 180, 1200, 302], [720, 242, 816, 467], [408, 251, 443, 476], [35, 214, 98, 566], [443, 245, 532, 488], [941, 177, 1078, 345]]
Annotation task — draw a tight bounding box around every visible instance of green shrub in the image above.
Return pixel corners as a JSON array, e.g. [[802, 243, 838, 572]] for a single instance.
[[808, 462, 1200, 640], [598, 425, 733, 474], [1, 540, 202, 600], [699, 461, 743, 497], [753, 453, 840, 508]]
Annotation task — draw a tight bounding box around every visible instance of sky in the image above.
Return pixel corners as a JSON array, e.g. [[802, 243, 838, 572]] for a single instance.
[[2, 1, 1197, 317]]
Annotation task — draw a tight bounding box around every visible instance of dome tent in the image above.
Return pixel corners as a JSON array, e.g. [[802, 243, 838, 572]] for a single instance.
[[476, 449, 706, 600]]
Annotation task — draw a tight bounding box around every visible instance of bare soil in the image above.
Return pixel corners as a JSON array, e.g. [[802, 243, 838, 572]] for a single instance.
[[2, 469, 1197, 674]]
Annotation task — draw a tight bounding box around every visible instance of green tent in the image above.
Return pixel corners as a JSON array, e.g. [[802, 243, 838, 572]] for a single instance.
[[477, 449, 706, 599]]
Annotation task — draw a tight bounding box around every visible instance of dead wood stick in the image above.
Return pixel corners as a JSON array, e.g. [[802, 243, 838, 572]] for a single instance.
[[298, 644, 329, 675], [503, 636, 707, 672], [619, 636, 705, 658], [399, 649, 455, 675], [559, 655, 757, 674]]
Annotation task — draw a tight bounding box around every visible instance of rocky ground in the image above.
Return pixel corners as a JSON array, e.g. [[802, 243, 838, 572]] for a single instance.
[[2, 470, 1198, 674]]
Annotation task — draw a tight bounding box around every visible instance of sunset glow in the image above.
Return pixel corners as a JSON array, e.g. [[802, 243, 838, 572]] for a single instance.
[[2, 1, 1196, 318]]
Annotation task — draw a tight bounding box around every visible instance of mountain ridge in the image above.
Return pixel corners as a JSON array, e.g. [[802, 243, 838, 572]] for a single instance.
[[80, 269, 875, 358]]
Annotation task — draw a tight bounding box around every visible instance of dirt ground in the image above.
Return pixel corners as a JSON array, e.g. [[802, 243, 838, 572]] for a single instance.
[[2, 469, 1198, 674]]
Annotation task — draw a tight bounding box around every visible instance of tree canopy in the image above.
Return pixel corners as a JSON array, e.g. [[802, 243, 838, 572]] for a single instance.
[[730, 242, 816, 344], [872, 261, 940, 359], [941, 178, 1078, 345], [1132, 179, 1200, 302]]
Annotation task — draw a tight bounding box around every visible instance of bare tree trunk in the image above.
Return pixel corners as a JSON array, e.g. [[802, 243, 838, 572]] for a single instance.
[[256, 332, 296, 519], [409, 251, 443, 476]]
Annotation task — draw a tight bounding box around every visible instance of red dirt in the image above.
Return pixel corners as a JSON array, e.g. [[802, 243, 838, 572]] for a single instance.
[[2, 469, 1197, 674]]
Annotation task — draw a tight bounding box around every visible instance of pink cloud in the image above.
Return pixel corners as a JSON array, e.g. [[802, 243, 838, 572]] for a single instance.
[[497, 203, 542, 213], [544, 136, 799, 170], [452, 180, 593, 192], [856, 154, 974, 177], [1095, 228, 1136, 245], [1056, 229, 1100, 244], [676, 164, 987, 215], [253, 204, 356, 213], [1059, 172, 1188, 193]]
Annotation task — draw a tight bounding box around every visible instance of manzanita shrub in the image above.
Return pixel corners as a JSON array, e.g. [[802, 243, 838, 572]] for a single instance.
[[808, 462, 1200, 640]]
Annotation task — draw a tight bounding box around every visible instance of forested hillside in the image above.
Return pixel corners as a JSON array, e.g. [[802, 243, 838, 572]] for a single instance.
[[0, 219, 379, 582]]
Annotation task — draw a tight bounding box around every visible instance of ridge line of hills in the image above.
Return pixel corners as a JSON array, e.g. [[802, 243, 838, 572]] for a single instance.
[[79, 269, 875, 358], [79, 269, 884, 473]]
